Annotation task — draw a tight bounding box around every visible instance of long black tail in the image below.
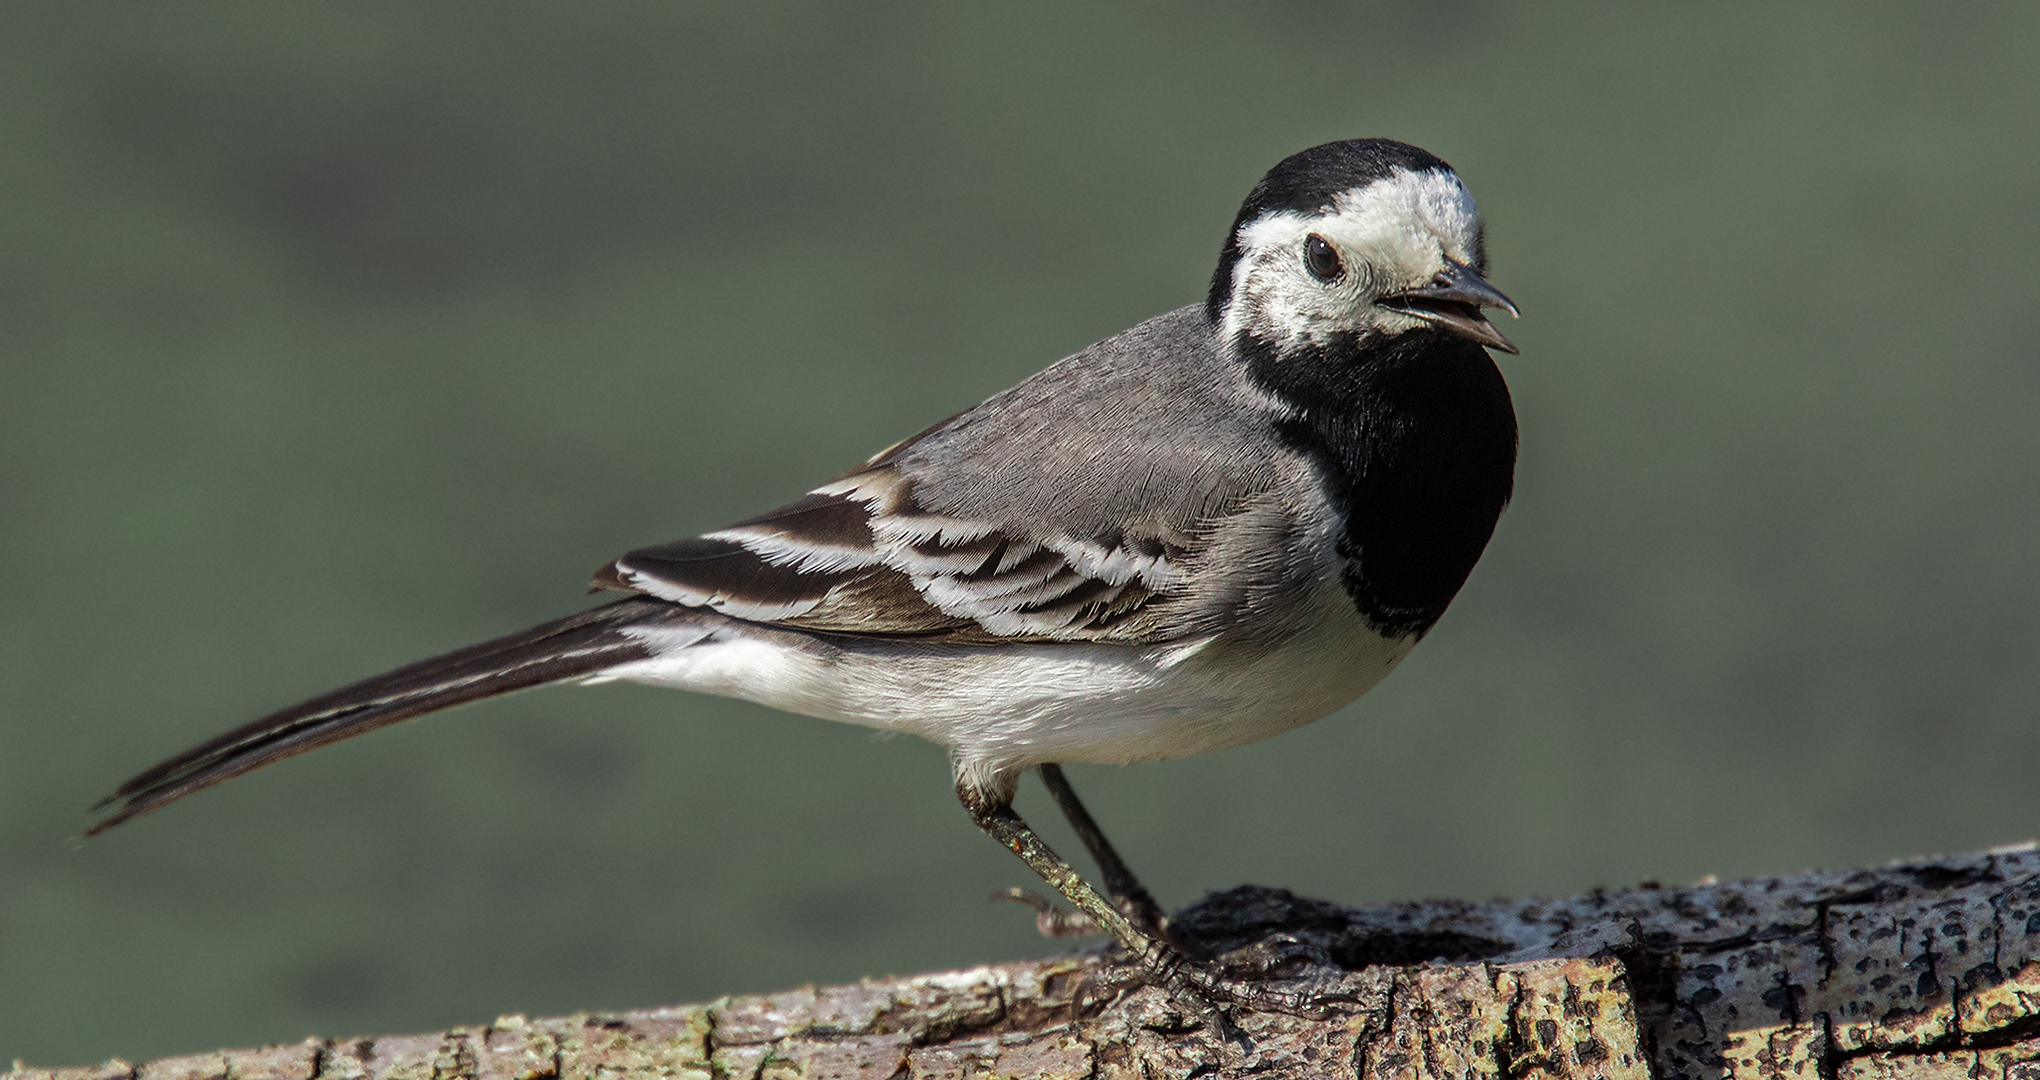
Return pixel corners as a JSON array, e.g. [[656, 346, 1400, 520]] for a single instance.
[[88, 596, 677, 835]]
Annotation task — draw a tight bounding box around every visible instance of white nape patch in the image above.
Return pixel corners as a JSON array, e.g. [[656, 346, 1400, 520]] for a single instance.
[[1221, 167, 1483, 346]]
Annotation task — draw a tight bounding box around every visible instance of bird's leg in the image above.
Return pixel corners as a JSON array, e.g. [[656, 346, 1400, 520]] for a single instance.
[[957, 779, 1333, 1022], [1036, 763, 1172, 940], [959, 778, 1146, 951]]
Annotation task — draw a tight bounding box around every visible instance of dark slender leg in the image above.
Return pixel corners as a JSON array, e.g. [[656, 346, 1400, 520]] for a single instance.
[[1037, 763, 1172, 938], [957, 779, 1326, 1019]]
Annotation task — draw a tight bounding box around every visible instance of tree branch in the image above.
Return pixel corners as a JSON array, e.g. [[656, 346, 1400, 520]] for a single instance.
[[15, 843, 2040, 1080]]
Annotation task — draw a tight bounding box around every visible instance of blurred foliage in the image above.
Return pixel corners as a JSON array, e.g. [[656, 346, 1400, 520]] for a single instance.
[[3, 1, 2037, 1066]]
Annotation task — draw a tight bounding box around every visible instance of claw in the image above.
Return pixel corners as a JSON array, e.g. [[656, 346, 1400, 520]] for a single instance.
[[994, 887, 1103, 938], [1139, 951, 1363, 1023]]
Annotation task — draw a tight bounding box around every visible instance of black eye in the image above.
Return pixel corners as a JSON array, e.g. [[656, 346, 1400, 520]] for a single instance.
[[1304, 234, 1343, 282]]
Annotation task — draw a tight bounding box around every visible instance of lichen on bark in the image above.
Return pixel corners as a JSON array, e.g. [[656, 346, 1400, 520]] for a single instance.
[[16, 843, 2040, 1080]]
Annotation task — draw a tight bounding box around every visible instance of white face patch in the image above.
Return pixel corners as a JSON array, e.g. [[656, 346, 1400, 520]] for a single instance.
[[1220, 167, 1484, 346]]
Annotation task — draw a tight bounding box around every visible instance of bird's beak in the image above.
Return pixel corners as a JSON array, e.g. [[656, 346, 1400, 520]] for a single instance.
[[1377, 259, 1521, 355]]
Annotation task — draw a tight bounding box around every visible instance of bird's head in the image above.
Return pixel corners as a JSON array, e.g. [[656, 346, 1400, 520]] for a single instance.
[[1208, 139, 1518, 356]]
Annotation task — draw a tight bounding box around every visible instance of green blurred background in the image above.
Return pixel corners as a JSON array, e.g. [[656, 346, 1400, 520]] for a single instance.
[[5, 2, 2038, 1065]]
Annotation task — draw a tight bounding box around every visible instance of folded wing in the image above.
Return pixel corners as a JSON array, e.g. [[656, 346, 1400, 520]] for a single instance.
[[595, 466, 1187, 643], [595, 306, 1313, 645]]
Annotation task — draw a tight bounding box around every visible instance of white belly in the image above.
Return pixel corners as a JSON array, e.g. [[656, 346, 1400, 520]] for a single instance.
[[592, 588, 1413, 786]]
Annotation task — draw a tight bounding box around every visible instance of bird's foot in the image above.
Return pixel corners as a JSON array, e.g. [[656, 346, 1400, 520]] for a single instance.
[[995, 887, 1102, 938], [996, 886, 1177, 942], [1055, 935, 1360, 1046], [1147, 950, 1362, 1023], [1052, 953, 1354, 1056], [1206, 932, 1339, 982], [994, 890, 1351, 1029]]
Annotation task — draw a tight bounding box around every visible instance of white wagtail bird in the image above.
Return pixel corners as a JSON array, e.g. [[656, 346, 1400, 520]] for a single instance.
[[90, 138, 1520, 1014]]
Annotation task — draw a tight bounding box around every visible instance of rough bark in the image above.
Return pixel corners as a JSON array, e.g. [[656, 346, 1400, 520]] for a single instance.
[[15, 842, 2040, 1080]]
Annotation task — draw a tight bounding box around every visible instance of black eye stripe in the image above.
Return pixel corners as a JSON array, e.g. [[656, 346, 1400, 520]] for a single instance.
[[1304, 234, 1343, 282]]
